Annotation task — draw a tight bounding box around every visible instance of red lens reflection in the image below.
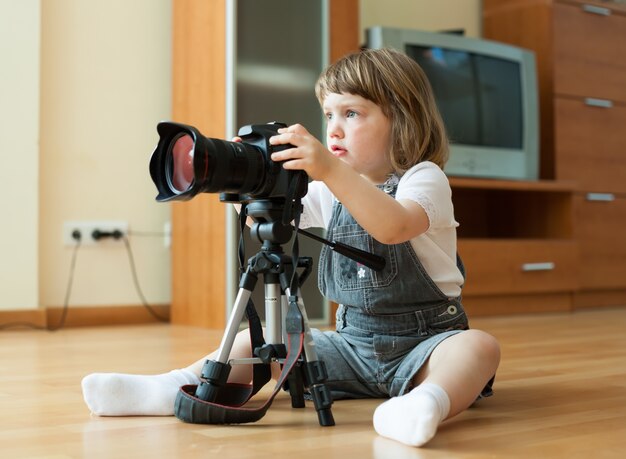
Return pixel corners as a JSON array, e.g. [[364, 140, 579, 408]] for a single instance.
[[171, 134, 194, 192]]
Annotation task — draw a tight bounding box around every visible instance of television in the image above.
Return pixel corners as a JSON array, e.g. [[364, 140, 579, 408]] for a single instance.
[[367, 27, 539, 181]]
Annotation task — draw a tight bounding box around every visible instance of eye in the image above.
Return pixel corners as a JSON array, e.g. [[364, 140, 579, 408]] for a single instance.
[[346, 110, 358, 118], [325, 112, 334, 120]]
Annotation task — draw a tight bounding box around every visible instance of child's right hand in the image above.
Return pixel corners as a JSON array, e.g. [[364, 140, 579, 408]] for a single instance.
[[267, 124, 338, 181]]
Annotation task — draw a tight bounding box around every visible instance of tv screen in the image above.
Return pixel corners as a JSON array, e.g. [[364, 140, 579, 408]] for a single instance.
[[367, 27, 539, 181], [406, 45, 523, 150]]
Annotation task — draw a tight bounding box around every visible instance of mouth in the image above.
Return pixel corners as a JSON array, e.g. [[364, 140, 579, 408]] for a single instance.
[[330, 145, 347, 157]]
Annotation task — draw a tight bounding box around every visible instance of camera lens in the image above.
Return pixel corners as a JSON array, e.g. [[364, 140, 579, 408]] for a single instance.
[[167, 133, 195, 194], [150, 121, 306, 203]]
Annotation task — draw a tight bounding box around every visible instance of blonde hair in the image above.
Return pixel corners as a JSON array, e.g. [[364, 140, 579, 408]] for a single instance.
[[315, 48, 449, 173]]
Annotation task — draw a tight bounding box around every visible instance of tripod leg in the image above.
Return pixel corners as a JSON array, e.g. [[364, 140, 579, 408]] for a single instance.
[[195, 273, 256, 401], [286, 288, 335, 426], [286, 365, 306, 408], [264, 278, 282, 346]]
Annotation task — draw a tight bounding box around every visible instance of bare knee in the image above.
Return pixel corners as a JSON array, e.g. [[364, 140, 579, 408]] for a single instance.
[[415, 329, 500, 385], [431, 329, 500, 373], [462, 329, 501, 372]]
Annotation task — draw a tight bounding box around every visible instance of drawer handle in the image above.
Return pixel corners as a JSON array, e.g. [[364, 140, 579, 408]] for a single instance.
[[522, 262, 555, 272], [582, 4, 612, 16], [585, 97, 613, 108], [586, 192, 615, 202]]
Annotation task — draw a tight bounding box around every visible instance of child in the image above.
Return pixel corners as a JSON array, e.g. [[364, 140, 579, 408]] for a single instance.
[[82, 48, 500, 448]]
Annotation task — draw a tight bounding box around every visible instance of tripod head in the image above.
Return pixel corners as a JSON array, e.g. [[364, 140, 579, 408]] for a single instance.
[[245, 199, 296, 247], [242, 199, 386, 272]]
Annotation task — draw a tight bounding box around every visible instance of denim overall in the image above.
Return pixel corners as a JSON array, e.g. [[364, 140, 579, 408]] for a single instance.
[[310, 179, 470, 399]]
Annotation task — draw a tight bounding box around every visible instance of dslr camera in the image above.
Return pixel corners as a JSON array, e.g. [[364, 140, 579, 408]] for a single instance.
[[149, 121, 308, 204]]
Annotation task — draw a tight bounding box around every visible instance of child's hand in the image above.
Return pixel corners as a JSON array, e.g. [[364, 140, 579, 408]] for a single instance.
[[268, 124, 337, 181]]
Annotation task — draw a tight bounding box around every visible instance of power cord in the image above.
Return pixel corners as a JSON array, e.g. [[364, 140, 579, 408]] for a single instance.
[[91, 229, 168, 322], [47, 230, 82, 331], [120, 234, 169, 323], [0, 228, 169, 331], [0, 230, 81, 331]]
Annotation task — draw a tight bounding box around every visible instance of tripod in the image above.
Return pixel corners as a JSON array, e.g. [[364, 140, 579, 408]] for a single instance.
[[190, 199, 335, 426]]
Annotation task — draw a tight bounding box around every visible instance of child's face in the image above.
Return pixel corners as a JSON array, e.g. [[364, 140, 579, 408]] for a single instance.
[[322, 92, 393, 183]]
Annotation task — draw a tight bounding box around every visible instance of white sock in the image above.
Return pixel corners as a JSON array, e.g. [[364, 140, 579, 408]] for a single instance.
[[372, 383, 450, 447], [81, 369, 200, 416]]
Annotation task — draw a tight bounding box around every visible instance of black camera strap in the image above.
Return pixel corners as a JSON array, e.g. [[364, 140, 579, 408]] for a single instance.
[[173, 298, 306, 424], [283, 172, 305, 297]]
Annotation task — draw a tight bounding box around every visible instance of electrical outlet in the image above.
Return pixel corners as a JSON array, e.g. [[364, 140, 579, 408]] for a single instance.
[[63, 220, 129, 246]]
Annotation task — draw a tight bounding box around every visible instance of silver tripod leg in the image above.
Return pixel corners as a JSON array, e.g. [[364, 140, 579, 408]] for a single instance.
[[214, 287, 253, 364], [265, 282, 282, 345]]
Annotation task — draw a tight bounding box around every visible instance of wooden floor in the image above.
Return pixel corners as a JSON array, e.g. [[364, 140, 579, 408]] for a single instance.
[[1, 308, 626, 458]]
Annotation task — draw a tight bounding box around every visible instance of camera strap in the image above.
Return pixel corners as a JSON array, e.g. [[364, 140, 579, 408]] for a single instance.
[[283, 172, 305, 297], [173, 298, 305, 424]]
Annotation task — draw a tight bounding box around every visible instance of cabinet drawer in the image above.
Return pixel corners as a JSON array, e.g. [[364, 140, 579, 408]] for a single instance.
[[459, 239, 579, 296], [564, 0, 626, 15], [554, 97, 626, 193], [574, 194, 626, 289], [553, 2, 626, 102]]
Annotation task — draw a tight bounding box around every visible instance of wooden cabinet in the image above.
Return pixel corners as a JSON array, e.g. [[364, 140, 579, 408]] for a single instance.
[[483, 0, 626, 310], [450, 178, 578, 316]]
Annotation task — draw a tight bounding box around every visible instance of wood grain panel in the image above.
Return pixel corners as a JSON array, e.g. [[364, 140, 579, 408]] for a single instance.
[[459, 239, 579, 296], [171, 0, 227, 328], [7, 309, 626, 455], [452, 185, 574, 239], [462, 292, 573, 316], [574, 288, 626, 309], [553, 1, 626, 101], [574, 194, 626, 290], [329, 0, 360, 62], [554, 97, 626, 193]]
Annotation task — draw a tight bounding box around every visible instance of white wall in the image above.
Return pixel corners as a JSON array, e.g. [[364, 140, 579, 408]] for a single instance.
[[360, 0, 481, 42], [0, 0, 40, 309], [38, 0, 172, 308], [0, 0, 172, 311]]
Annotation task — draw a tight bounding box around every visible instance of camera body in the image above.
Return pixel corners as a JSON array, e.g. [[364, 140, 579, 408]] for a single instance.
[[149, 121, 308, 204]]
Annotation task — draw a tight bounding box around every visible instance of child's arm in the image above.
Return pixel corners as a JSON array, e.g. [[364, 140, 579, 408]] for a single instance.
[[270, 125, 429, 245]]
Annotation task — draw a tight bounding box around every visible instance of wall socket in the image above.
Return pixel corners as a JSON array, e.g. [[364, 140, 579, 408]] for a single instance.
[[63, 220, 129, 246]]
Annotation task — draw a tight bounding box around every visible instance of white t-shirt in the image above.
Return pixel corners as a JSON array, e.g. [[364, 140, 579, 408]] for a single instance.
[[299, 161, 464, 298]]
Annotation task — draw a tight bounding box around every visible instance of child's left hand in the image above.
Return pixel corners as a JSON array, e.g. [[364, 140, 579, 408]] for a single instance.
[[269, 124, 338, 181]]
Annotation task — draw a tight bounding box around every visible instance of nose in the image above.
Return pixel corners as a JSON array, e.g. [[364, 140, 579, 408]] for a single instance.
[[327, 119, 343, 139]]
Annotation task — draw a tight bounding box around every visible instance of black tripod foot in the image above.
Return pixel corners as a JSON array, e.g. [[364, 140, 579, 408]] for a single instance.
[[317, 408, 335, 427], [195, 360, 231, 402], [305, 360, 335, 426], [286, 365, 306, 408]]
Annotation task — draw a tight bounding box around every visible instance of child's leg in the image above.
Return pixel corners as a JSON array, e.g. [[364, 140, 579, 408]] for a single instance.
[[373, 329, 500, 447], [82, 329, 257, 416]]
